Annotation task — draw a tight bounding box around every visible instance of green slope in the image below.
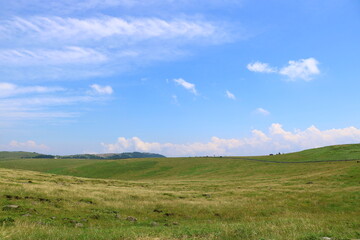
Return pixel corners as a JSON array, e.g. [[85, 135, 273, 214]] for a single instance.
[[0, 144, 359, 180], [252, 143, 360, 162]]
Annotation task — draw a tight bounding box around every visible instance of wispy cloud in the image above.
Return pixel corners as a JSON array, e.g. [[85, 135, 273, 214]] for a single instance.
[[1, 16, 219, 43], [247, 58, 320, 81], [0, 84, 113, 121], [90, 84, 113, 95], [255, 107, 270, 116], [174, 78, 198, 95], [102, 124, 360, 156], [0, 47, 107, 66], [0, 82, 63, 98], [225, 90, 236, 100], [0, 16, 232, 80]]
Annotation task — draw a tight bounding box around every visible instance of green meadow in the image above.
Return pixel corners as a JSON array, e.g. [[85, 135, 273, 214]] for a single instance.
[[0, 144, 359, 239]]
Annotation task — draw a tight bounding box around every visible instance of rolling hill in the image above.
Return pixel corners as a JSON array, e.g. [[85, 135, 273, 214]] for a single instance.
[[0, 144, 359, 239], [0, 144, 359, 180]]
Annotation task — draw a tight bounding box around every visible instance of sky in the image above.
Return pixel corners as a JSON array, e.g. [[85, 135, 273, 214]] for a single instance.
[[0, 0, 360, 156]]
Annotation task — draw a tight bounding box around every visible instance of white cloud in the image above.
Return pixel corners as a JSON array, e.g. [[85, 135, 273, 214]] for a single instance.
[[0, 47, 107, 66], [2, 16, 220, 43], [0, 83, 112, 121], [90, 84, 113, 95], [255, 107, 270, 116], [0, 16, 231, 80], [279, 58, 320, 81], [247, 62, 276, 73], [225, 90, 236, 100], [247, 58, 320, 81], [171, 94, 179, 105], [0, 82, 63, 98], [174, 78, 197, 95], [101, 124, 360, 157], [8, 140, 49, 151]]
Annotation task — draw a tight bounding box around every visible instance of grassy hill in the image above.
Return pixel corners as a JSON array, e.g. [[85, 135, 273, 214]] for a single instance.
[[252, 143, 360, 162], [0, 144, 359, 239], [0, 144, 359, 180]]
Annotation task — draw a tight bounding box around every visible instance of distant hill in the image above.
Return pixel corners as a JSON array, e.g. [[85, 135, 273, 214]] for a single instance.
[[58, 152, 166, 159], [0, 151, 52, 159], [0, 143, 359, 180], [0, 151, 165, 160]]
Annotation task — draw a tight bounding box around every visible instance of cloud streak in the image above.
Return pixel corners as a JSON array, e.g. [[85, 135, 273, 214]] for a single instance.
[[174, 78, 198, 95], [225, 90, 236, 100], [0, 83, 113, 121], [0, 16, 232, 80], [102, 124, 360, 157]]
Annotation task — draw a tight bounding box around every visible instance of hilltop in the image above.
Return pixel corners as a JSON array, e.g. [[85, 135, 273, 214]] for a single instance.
[[0, 151, 165, 160]]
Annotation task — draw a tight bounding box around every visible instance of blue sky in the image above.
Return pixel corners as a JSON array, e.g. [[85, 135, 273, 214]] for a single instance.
[[0, 0, 360, 156]]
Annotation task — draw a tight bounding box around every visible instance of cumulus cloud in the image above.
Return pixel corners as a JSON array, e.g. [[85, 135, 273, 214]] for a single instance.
[[8, 140, 49, 151], [225, 90, 236, 100], [279, 58, 320, 81], [255, 107, 270, 116], [247, 62, 276, 73], [174, 78, 197, 95], [247, 58, 320, 81], [102, 124, 360, 157], [90, 84, 113, 95]]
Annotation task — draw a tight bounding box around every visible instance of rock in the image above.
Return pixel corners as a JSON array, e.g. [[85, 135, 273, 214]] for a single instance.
[[2, 205, 20, 211], [22, 213, 32, 217], [150, 221, 159, 227], [75, 223, 84, 228], [126, 216, 137, 222], [322, 237, 331, 240]]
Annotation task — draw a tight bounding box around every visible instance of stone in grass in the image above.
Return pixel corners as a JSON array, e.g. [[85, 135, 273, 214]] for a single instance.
[[22, 213, 32, 217], [75, 222, 84, 228], [126, 216, 137, 222], [150, 221, 159, 227], [322, 238, 331, 240], [2, 205, 20, 211]]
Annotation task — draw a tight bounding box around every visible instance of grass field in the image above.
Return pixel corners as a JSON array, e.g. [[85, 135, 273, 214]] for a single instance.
[[0, 144, 359, 239]]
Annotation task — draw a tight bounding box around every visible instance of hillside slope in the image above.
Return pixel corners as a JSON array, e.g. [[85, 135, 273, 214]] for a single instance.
[[252, 143, 360, 162], [0, 144, 359, 180]]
